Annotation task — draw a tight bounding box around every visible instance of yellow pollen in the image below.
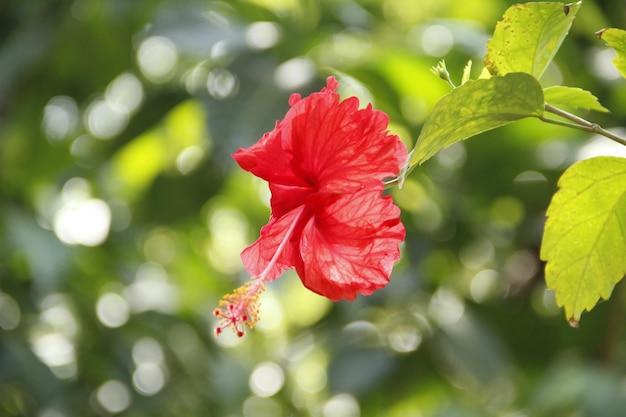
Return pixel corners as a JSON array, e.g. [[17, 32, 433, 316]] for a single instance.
[[214, 278, 265, 337]]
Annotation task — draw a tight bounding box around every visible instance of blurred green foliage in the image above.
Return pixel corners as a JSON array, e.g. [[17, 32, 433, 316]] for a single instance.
[[2, 1, 626, 416]]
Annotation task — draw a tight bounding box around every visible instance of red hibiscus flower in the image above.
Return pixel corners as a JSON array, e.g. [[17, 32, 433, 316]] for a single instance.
[[214, 76, 407, 337]]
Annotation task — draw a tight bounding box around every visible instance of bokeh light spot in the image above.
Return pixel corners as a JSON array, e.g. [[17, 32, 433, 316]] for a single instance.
[[30, 300, 79, 382], [274, 57, 315, 90], [422, 25, 454, 56], [281, 273, 332, 327], [387, 325, 422, 353], [332, 29, 372, 62], [143, 228, 178, 265], [132, 337, 164, 366], [470, 269, 500, 303], [184, 63, 210, 94], [106, 73, 144, 114], [96, 380, 131, 414], [489, 196, 525, 227], [207, 68, 239, 99], [246, 22, 281, 50], [0, 292, 21, 330], [343, 320, 381, 347], [31, 332, 75, 368], [505, 250, 539, 291], [96, 292, 130, 328], [85, 98, 129, 139], [137, 36, 178, 82], [124, 262, 180, 314], [435, 142, 466, 172], [38, 409, 66, 417], [576, 134, 626, 161], [254, 290, 285, 333], [249, 362, 285, 397], [513, 170, 548, 183], [589, 47, 622, 81], [39, 295, 79, 337], [53, 198, 112, 247], [130, 337, 167, 396], [109, 198, 132, 231], [295, 360, 327, 393], [429, 288, 465, 326], [205, 206, 249, 274], [133, 362, 166, 396], [42, 96, 79, 141], [63, 177, 90, 200], [210, 39, 233, 60], [459, 238, 494, 270], [536, 140, 569, 169], [323, 394, 360, 417], [400, 95, 427, 125], [176, 145, 205, 175]]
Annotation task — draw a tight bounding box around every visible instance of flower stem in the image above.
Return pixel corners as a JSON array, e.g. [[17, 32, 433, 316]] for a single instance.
[[541, 103, 626, 146]]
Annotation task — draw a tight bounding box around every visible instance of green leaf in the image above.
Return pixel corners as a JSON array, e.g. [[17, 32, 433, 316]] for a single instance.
[[410, 72, 544, 166], [541, 156, 626, 325], [596, 27, 626, 79], [485, 1, 582, 78], [543, 86, 609, 113]]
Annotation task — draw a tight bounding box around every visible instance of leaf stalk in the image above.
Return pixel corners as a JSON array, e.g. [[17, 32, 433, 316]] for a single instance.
[[541, 103, 626, 146]]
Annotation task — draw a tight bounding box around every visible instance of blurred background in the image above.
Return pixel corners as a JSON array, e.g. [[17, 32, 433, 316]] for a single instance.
[[2, 0, 626, 416]]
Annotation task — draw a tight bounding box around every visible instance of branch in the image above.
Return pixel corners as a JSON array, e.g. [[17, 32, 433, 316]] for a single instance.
[[541, 103, 626, 146], [384, 150, 415, 189], [386, 103, 626, 190]]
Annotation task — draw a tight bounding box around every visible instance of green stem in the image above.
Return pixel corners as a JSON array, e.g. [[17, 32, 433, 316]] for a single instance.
[[384, 169, 411, 189], [541, 103, 626, 147], [386, 103, 626, 190], [384, 151, 415, 189]]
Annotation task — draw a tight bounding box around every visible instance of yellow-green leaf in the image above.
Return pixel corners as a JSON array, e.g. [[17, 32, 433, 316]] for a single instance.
[[543, 86, 609, 113], [596, 27, 626, 79], [485, 2, 582, 78], [541, 156, 626, 325], [410, 72, 544, 166], [461, 60, 472, 85]]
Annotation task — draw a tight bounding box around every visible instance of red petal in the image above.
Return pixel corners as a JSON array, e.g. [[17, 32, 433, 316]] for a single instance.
[[232, 122, 304, 187], [240, 207, 307, 281], [269, 183, 315, 218], [282, 88, 407, 193], [296, 190, 405, 300], [234, 77, 407, 298], [233, 76, 408, 217]]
